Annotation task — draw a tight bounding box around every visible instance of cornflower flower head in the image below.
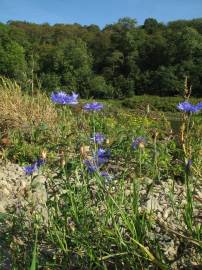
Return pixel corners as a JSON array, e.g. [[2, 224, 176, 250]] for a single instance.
[[84, 160, 97, 173], [83, 102, 103, 111], [91, 133, 105, 145], [23, 158, 45, 175], [177, 101, 199, 113], [196, 102, 202, 111], [97, 148, 110, 159], [36, 159, 45, 167], [51, 91, 79, 105], [24, 163, 37, 175], [96, 148, 110, 165], [84, 147, 110, 174], [132, 137, 146, 150], [66, 92, 79, 105]]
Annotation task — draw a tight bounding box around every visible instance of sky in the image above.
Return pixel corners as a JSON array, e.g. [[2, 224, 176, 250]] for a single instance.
[[0, 0, 202, 28]]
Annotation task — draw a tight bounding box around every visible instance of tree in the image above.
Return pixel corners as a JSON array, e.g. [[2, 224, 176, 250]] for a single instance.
[[0, 17, 201, 97], [150, 66, 182, 96], [39, 38, 93, 96], [0, 39, 27, 82], [143, 18, 164, 34], [138, 33, 168, 70], [89, 75, 114, 98]]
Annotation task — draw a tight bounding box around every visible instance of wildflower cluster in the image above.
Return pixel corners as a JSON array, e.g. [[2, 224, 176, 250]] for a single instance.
[[177, 101, 202, 113], [51, 91, 104, 111], [22, 92, 105, 175], [83, 130, 112, 180]]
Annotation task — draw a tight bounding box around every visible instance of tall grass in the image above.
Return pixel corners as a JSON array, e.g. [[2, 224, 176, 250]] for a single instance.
[[0, 76, 58, 134]]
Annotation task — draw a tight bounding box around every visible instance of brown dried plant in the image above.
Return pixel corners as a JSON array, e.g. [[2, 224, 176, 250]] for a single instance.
[[0, 76, 58, 134]]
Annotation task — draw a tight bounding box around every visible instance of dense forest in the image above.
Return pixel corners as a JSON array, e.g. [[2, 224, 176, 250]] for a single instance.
[[0, 17, 202, 98]]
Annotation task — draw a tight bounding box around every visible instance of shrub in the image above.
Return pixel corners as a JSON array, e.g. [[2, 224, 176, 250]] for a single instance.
[[89, 75, 114, 98]]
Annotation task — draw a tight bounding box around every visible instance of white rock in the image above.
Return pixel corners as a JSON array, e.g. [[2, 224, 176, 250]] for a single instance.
[[163, 208, 171, 220], [146, 196, 162, 212]]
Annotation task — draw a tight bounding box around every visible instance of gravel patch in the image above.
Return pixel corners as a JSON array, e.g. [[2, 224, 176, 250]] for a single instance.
[[0, 160, 47, 216], [0, 160, 201, 269]]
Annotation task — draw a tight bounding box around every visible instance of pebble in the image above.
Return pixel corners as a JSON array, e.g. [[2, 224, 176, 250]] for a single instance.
[[146, 196, 163, 212], [163, 208, 171, 220]]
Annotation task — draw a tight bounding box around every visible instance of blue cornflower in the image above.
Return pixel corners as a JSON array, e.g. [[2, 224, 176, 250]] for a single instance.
[[66, 92, 79, 105], [84, 148, 110, 173], [132, 137, 146, 150], [36, 159, 45, 167], [51, 91, 68, 105], [23, 159, 45, 175], [84, 160, 97, 173], [97, 148, 110, 159], [51, 91, 78, 105], [24, 163, 37, 175], [96, 148, 110, 165], [91, 133, 105, 144], [83, 102, 103, 111], [177, 101, 199, 113], [196, 102, 202, 110]]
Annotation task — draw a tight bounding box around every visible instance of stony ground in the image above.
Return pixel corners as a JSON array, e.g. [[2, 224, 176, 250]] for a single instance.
[[0, 160, 201, 269], [0, 160, 47, 269], [139, 177, 202, 269], [0, 160, 47, 215]]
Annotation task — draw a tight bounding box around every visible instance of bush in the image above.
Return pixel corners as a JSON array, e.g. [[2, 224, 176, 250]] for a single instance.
[[89, 75, 114, 98]]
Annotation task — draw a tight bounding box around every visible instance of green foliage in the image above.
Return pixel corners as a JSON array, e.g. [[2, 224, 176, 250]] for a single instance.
[[0, 40, 26, 81], [121, 95, 201, 112], [38, 39, 92, 95], [0, 18, 201, 97], [150, 66, 183, 96], [89, 75, 114, 98], [143, 18, 164, 34]]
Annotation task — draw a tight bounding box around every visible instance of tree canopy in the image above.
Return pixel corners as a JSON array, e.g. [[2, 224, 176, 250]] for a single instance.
[[0, 17, 202, 97]]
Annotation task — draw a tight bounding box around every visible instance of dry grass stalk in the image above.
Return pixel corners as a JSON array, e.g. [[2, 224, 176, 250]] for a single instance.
[[0, 76, 58, 134]]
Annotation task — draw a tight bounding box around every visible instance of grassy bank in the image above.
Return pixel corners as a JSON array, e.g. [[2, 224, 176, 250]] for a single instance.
[[0, 78, 202, 269], [121, 95, 202, 112]]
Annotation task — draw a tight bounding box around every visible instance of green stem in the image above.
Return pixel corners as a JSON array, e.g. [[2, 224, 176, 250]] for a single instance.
[[139, 148, 142, 177]]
